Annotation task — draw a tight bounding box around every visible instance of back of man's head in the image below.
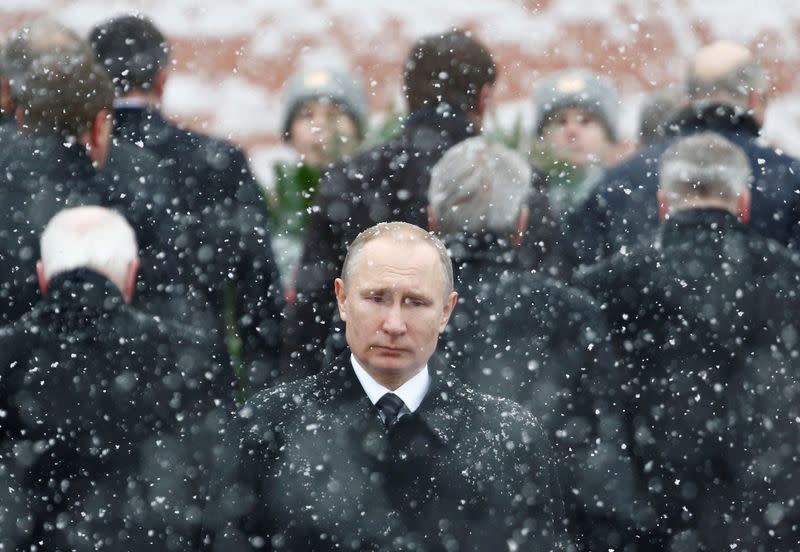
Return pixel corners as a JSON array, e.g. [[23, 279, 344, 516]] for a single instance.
[[686, 40, 766, 106], [429, 136, 531, 236], [40, 206, 138, 298], [18, 51, 114, 138], [2, 19, 89, 104], [659, 132, 751, 215], [88, 15, 170, 96], [403, 29, 496, 114]]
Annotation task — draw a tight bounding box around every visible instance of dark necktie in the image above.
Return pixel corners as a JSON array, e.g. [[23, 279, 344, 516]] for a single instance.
[[376, 392, 407, 428]]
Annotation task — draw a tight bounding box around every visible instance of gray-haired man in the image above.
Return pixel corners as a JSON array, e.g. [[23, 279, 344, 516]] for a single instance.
[[0, 206, 232, 551], [428, 135, 620, 549], [575, 132, 800, 551]]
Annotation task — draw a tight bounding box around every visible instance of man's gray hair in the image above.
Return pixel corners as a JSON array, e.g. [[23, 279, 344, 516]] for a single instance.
[[687, 59, 767, 103], [428, 136, 531, 235], [659, 132, 751, 202], [40, 206, 138, 286]]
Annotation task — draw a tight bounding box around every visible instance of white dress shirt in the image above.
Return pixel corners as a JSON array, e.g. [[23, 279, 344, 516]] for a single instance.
[[350, 354, 430, 413], [112, 97, 150, 109]]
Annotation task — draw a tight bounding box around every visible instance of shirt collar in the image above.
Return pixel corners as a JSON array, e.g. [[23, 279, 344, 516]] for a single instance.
[[113, 97, 150, 109], [350, 353, 430, 413]]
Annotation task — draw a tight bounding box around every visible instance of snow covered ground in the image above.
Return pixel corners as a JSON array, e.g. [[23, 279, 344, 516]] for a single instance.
[[3, 0, 800, 184]]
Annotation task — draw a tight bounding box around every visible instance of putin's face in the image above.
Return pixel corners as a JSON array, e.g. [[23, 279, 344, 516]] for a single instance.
[[335, 237, 457, 388]]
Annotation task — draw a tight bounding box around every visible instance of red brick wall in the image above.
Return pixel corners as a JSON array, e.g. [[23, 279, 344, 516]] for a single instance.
[[4, 0, 800, 167]]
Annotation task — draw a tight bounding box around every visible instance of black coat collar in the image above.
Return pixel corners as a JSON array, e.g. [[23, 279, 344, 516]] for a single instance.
[[45, 268, 125, 310], [668, 102, 761, 139], [660, 208, 748, 246], [404, 106, 477, 143], [445, 233, 520, 267]]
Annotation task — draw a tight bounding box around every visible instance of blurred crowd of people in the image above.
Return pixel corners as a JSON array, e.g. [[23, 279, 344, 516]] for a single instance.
[[1, 12, 800, 552]]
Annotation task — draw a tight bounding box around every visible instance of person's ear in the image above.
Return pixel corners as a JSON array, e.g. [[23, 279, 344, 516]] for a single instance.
[[512, 207, 529, 247], [657, 189, 669, 222], [152, 69, 169, 101], [37, 260, 48, 296], [475, 84, 492, 119], [15, 106, 27, 134], [747, 90, 767, 128], [0, 78, 13, 116], [438, 291, 458, 333], [123, 257, 140, 303], [88, 109, 113, 168], [334, 278, 348, 321], [427, 206, 438, 233], [738, 188, 752, 225]]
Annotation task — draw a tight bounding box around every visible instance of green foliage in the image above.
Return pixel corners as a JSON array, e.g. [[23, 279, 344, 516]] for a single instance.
[[269, 162, 323, 239], [484, 111, 526, 151], [223, 281, 246, 405], [363, 109, 405, 148]]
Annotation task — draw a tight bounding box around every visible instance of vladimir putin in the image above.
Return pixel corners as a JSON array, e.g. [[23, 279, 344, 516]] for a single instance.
[[202, 221, 568, 551]]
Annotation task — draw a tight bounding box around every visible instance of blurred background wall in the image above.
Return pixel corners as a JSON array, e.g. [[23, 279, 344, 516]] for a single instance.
[[3, 0, 800, 184]]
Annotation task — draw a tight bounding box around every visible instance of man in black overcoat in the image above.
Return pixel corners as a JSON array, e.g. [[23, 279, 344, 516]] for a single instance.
[[89, 15, 283, 391], [575, 133, 800, 550], [0, 207, 233, 551], [202, 222, 569, 551], [428, 136, 635, 550]]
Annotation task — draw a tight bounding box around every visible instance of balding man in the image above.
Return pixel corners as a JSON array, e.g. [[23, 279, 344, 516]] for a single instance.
[[202, 221, 568, 551], [0, 207, 232, 551], [575, 133, 800, 550], [569, 40, 800, 271]]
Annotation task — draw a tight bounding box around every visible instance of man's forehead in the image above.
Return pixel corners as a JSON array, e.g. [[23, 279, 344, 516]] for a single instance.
[[357, 237, 437, 269], [349, 236, 442, 284], [360, 234, 437, 257]]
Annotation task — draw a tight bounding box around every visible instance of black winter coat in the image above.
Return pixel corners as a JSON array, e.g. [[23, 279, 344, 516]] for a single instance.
[[0, 133, 179, 324], [574, 208, 800, 551], [202, 351, 569, 551], [441, 234, 630, 549], [0, 269, 233, 551], [113, 106, 283, 391], [568, 103, 800, 270]]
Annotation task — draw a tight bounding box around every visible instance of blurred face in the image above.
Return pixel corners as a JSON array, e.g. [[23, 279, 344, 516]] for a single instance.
[[288, 99, 360, 167], [335, 237, 457, 388], [541, 107, 613, 168]]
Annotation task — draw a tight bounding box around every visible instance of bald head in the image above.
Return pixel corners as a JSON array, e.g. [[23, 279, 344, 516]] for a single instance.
[[687, 40, 767, 109], [39, 206, 139, 301], [691, 41, 752, 82]]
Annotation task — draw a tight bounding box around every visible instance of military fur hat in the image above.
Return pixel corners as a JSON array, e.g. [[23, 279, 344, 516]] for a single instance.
[[281, 68, 368, 140], [533, 68, 620, 141]]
